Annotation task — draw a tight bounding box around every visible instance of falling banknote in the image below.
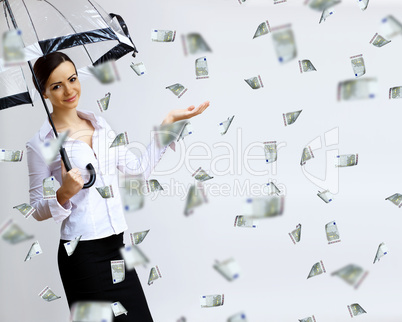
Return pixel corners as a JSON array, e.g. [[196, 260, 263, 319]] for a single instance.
[[373, 242, 388, 264], [266, 181, 281, 196], [347, 303, 366, 317], [0, 149, 23, 162], [120, 177, 144, 212], [130, 230, 150, 245], [69, 301, 113, 322], [228, 312, 247, 322], [24, 240, 43, 261], [264, 141, 277, 163], [289, 224, 301, 244], [389, 86, 402, 99], [130, 62, 147, 76], [218, 115, 235, 135], [244, 75, 264, 89], [326, 221, 341, 244], [192, 167, 214, 182], [350, 54, 365, 78], [253, 20, 271, 39], [96, 185, 114, 199], [146, 179, 163, 192], [184, 183, 207, 216], [331, 264, 369, 288], [337, 78, 377, 101], [151, 29, 176, 42], [155, 120, 193, 150], [317, 190, 334, 203], [300, 146, 314, 166], [40, 131, 69, 165], [0, 219, 33, 244], [271, 24, 297, 63], [380, 15, 402, 39], [283, 110, 302, 126], [356, 0, 369, 10], [13, 203, 36, 219], [111, 260, 125, 284], [111, 302, 127, 317], [335, 154, 358, 167], [2, 29, 25, 65], [88, 60, 119, 84], [38, 286, 61, 302], [305, 0, 341, 11], [195, 57, 209, 79], [213, 258, 241, 281], [234, 215, 258, 228], [120, 245, 149, 270], [97, 92, 111, 112], [43, 176, 56, 200], [148, 265, 162, 285], [307, 260, 326, 279], [369, 33, 391, 47], [385, 193, 402, 207], [243, 196, 284, 218], [166, 83, 188, 98], [110, 132, 129, 148], [182, 33, 212, 55], [299, 60, 316, 73], [299, 316, 316, 322], [200, 294, 224, 308], [319, 7, 336, 24], [64, 235, 82, 256]]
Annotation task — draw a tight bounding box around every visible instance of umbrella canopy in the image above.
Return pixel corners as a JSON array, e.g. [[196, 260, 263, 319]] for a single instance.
[[0, 0, 138, 188]]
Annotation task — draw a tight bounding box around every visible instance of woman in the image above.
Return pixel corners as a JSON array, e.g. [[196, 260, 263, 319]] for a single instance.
[[26, 51, 209, 321]]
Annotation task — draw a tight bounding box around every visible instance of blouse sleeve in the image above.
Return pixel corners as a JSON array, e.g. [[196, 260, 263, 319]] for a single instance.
[[26, 141, 72, 223], [103, 119, 168, 179]]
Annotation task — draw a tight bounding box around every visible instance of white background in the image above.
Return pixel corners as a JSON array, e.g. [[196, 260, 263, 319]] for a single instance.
[[1, 0, 402, 321]]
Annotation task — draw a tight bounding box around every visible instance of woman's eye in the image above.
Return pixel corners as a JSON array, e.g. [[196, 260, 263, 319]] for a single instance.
[[70, 77, 77, 82], [52, 85, 60, 90]]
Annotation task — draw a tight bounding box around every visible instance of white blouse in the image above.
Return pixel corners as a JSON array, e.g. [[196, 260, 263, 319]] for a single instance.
[[26, 109, 168, 241]]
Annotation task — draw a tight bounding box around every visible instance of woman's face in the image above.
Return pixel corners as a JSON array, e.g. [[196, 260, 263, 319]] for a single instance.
[[43, 61, 81, 112]]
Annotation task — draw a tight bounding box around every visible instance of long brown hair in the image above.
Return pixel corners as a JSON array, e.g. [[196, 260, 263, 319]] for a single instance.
[[32, 52, 77, 94]]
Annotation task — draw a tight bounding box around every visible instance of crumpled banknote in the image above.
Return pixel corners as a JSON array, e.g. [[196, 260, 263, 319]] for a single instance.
[[253, 21, 271, 39], [283, 110, 302, 126], [13, 203, 36, 219], [130, 230, 150, 245], [317, 190, 334, 203], [0, 219, 33, 244], [148, 265, 162, 285], [24, 240, 43, 261], [369, 33, 391, 47], [182, 33, 212, 55], [289, 224, 301, 244], [111, 260, 125, 284], [234, 215, 258, 228], [88, 60, 119, 84], [350, 54, 365, 78], [347, 303, 366, 317], [97, 92, 111, 112], [166, 83, 188, 98], [192, 167, 214, 182], [38, 286, 61, 302], [195, 57, 209, 79], [385, 193, 402, 207], [213, 258, 241, 281], [299, 60, 316, 73], [373, 242, 388, 264], [64, 235, 82, 256], [389, 86, 402, 99], [244, 75, 264, 89], [130, 62, 147, 76], [111, 302, 127, 317], [219, 115, 235, 135], [331, 264, 369, 288], [69, 301, 113, 322], [337, 78, 377, 101], [110, 132, 129, 148], [271, 24, 297, 63], [307, 260, 326, 279], [326, 220, 341, 244]]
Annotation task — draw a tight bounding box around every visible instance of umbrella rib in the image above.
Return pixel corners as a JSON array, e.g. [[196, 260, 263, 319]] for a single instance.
[[2, 2, 11, 30], [21, 0, 40, 43], [42, 0, 94, 65]]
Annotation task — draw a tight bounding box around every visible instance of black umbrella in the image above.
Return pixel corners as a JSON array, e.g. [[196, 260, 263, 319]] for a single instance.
[[0, 0, 138, 188]]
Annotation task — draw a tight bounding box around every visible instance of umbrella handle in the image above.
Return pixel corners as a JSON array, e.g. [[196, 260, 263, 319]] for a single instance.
[[59, 147, 96, 189]]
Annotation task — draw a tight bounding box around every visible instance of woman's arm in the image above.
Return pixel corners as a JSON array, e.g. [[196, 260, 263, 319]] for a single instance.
[[161, 101, 210, 125], [114, 101, 210, 179], [26, 142, 73, 223]]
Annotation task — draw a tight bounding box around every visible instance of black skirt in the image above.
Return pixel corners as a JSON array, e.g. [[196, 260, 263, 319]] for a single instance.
[[58, 233, 153, 321]]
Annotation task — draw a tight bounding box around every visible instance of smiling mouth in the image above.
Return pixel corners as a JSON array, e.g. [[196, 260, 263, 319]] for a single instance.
[[65, 95, 77, 102]]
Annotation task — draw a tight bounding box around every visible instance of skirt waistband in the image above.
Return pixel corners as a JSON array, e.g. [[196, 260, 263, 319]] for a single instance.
[[60, 232, 123, 246]]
